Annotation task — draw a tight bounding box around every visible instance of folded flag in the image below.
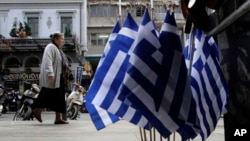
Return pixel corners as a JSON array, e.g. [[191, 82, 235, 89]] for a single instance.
[[184, 28, 229, 140], [120, 9, 199, 139], [85, 21, 121, 130], [85, 13, 150, 130]]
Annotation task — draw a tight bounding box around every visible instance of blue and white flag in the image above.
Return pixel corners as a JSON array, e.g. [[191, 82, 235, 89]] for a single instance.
[[85, 21, 121, 130], [120, 10, 199, 139], [184, 28, 229, 140], [85, 13, 150, 130]]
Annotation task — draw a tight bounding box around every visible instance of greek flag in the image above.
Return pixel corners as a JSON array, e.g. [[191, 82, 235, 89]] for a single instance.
[[85, 13, 150, 130], [120, 10, 199, 139], [184, 28, 229, 140], [85, 21, 121, 130]]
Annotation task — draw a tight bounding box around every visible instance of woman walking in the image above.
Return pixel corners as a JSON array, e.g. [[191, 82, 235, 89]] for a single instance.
[[33, 32, 69, 124]]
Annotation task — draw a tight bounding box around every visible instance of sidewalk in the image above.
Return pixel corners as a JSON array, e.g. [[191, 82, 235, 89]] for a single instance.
[[0, 113, 224, 141]]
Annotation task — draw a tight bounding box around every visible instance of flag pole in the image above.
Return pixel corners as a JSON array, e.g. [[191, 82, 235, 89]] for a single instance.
[[139, 128, 143, 141], [143, 129, 147, 141], [149, 128, 152, 141], [153, 128, 156, 141], [187, 27, 195, 77]]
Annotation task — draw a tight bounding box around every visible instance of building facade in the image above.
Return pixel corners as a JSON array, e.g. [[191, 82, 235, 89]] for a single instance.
[[0, 0, 184, 92]]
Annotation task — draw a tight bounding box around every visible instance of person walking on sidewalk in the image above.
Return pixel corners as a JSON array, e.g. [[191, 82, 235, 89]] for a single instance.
[[33, 32, 69, 124]]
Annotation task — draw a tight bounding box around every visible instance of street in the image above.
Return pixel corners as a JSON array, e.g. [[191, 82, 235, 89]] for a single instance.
[[0, 112, 143, 141], [0, 113, 225, 141]]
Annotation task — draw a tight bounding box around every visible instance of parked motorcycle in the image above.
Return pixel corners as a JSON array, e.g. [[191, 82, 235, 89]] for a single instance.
[[66, 83, 86, 120], [13, 83, 40, 121]]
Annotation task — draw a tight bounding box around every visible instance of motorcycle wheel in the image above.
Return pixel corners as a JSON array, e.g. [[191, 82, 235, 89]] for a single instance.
[[67, 104, 79, 120], [13, 105, 24, 121], [13, 105, 32, 121], [22, 106, 32, 120]]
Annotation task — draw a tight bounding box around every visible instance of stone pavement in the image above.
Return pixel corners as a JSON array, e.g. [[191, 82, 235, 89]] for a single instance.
[[0, 113, 224, 141]]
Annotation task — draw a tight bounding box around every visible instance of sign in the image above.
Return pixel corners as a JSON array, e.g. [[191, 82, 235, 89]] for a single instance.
[[3, 72, 40, 80], [72, 66, 83, 91]]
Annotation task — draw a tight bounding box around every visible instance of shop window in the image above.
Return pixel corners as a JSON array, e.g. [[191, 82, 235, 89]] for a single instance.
[[4, 81, 19, 91]]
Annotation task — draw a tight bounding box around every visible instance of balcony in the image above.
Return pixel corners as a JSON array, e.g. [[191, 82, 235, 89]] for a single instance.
[[0, 37, 76, 52]]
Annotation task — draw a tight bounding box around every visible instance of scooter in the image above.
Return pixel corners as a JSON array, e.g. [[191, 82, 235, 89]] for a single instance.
[[66, 83, 86, 120], [13, 83, 40, 121]]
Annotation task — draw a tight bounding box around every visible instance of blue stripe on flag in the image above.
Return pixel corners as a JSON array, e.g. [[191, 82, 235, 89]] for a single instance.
[[184, 28, 229, 140]]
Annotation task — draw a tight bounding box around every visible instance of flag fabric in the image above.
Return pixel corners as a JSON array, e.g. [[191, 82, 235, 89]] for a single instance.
[[184, 28, 229, 140], [85, 21, 121, 130], [85, 102, 120, 130], [85, 13, 150, 130], [120, 10, 199, 139]]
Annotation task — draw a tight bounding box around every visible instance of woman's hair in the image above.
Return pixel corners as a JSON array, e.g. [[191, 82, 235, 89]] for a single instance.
[[50, 32, 64, 43]]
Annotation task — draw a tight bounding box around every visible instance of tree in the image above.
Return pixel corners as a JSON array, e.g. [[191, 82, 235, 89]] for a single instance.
[[9, 21, 32, 38], [9, 22, 18, 37], [64, 27, 72, 37], [24, 22, 32, 36]]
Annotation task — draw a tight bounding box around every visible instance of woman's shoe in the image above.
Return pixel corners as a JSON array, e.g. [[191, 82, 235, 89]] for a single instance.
[[33, 109, 42, 123], [54, 120, 69, 124]]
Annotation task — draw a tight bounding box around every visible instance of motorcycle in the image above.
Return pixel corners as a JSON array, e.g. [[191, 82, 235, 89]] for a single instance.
[[13, 83, 40, 121], [66, 83, 86, 120]]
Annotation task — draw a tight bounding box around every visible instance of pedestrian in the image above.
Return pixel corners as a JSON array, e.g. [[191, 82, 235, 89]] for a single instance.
[[33, 32, 70, 124]]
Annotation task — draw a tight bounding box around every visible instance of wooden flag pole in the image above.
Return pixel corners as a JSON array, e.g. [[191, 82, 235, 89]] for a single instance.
[[139, 128, 143, 141]]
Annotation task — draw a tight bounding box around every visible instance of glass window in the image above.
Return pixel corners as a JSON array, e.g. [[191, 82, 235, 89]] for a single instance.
[[61, 17, 72, 37], [89, 33, 109, 46], [136, 6, 145, 17], [89, 5, 117, 17], [27, 17, 39, 38]]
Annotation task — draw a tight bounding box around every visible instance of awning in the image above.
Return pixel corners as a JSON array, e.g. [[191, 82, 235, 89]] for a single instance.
[[85, 56, 101, 61]]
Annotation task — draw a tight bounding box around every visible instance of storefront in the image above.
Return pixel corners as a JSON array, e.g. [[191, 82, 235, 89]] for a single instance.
[[2, 72, 39, 93]]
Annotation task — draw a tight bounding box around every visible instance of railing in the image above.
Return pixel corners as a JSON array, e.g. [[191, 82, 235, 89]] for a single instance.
[[0, 37, 76, 52]]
